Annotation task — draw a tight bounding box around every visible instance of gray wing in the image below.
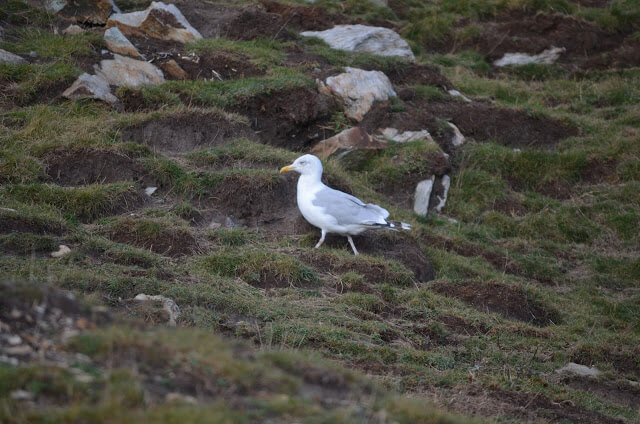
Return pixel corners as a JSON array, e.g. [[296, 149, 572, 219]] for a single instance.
[[312, 187, 389, 226]]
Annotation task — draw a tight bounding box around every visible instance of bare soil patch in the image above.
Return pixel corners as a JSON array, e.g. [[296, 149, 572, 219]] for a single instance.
[[0, 216, 66, 235], [562, 376, 640, 410], [434, 384, 625, 424], [570, 344, 640, 379], [232, 86, 336, 150], [436, 314, 490, 336], [42, 147, 145, 186], [415, 100, 577, 148], [456, 13, 640, 70], [430, 280, 555, 326], [172, 0, 285, 40], [259, 0, 351, 31], [121, 110, 256, 154], [174, 52, 264, 80], [361, 63, 454, 90]]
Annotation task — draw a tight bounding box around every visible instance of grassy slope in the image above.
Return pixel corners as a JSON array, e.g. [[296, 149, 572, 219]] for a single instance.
[[1, 0, 639, 422]]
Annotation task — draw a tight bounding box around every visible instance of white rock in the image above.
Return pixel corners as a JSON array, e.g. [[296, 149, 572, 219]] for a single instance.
[[10, 390, 33, 401], [145, 186, 157, 196], [104, 27, 142, 58], [448, 122, 465, 147], [0, 49, 26, 64], [95, 54, 165, 87], [62, 24, 84, 35], [45, 0, 68, 14], [109, 0, 121, 13], [556, 362, 601, 377], [7, 335, 22, 345], [63, 73, 118, 105], [434, 175, 450, 213], [51, 245, 72, 258], [301, 24, 414, 60], [494, 46, 566, 67], [134, 294, 180, 326], [165, 392, 198, 404], [448, 89, 472, 103], [107, 1, 202, 43], [0, 207, 18, 213], [325, 67, 396, 122], [380, 128, 433, 143], [413, 176, 435, 216]]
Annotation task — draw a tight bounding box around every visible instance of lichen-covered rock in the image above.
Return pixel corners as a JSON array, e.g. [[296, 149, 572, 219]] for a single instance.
[[325, 67, 396, 122], [413, 177, 435, 216], [95, 54, 165, 87], [494, 46, 566, 67], [301, 24, 414, 60], [104, 27, 142, 58], [62, 73, 118, 104], [107, 1, 202, 43]]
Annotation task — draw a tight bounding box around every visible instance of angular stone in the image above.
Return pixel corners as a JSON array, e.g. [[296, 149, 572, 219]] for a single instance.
[[325, 67, 396, 122], [413, 176, 435, 216], [104, 27, 142, 58], [158, 59, 189, 80], [310, 127, 389, 169], [95, 54, 165, 87], [0, 49, 26, 64], [63, 73, 118, 105], [107, 1, 202, 43], [448, 122, 465, 147], [448, 89, 472, 103], [301, 24, 414, 60], [51, 245, 71, 258], [380, 128, 433, 143], [494, 46, 566, 67], [433, 175, 450, 213]]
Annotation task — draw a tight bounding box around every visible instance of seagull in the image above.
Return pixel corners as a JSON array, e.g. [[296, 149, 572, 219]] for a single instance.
[[280, 154, 410, 255]]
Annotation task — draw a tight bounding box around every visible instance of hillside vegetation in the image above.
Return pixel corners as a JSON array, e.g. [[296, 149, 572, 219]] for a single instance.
[[1, 0, 639, 422]]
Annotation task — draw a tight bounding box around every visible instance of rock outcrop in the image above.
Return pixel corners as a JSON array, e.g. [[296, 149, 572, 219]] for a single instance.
[[107, 1, 202, 43], [324, 67, 396, 122], [380, 128, 433, 143], [0, 49, 26, 64], [301, 24, 415, 60]]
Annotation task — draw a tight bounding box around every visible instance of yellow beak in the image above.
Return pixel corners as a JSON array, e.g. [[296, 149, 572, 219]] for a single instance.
[[280, 165, 294, 173]]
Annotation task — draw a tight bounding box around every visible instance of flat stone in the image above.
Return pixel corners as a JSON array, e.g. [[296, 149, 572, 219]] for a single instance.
[[107, 1, 202, 43], [494, 46, 566, 67], [325, 67, 396, 122], [63, 73, 118, 105], [0, 49, 26, 65], [62, 24, 84, 35], [310, 127, 388, 169], [10, 390, 33, 401], [104, 27, 142, 58], [380, 128, 433, 143], [556, 362, 601, 377], [301, 24, 414, 60], [158, 59, 189, 80], [95, 54, 165, 87], [413, 176, 435, 216]]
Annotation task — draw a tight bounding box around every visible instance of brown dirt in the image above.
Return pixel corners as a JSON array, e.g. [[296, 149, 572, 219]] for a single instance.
[[454, 13, 640, 70], [259, 0, 351, 31], [430, 280, 556, 326], [570, 344, 640, 379], [415, 99, 578, 148], [562, 376, 640, 410], [121, 110, 256, 154], [436, 314, 490, 336], [301, 231, 435, 283], [107, 218, 197, 256], [172, 0, 286, 40], [173, 52, 264, 80], [231, 86, 337, 150], [492, 196, 528, 217], [0, 216, 66, 236], [0, 76, 76, 109], [433, 384, 625, 424], [41, 147, 145, 186], [361, 62, 454, 90]]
